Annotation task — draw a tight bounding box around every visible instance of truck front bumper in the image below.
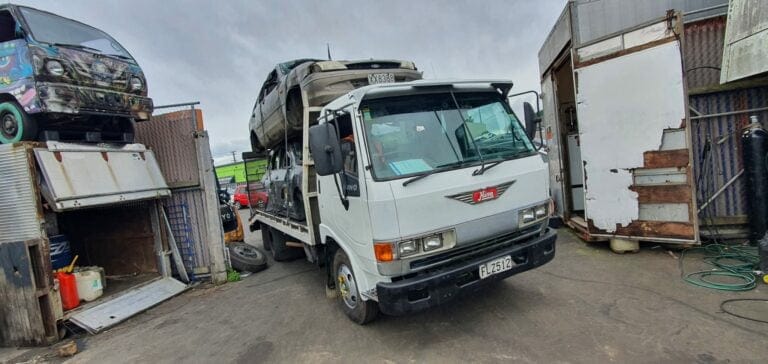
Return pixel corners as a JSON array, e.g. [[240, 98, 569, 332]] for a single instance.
[[376, 228, 556, 315]]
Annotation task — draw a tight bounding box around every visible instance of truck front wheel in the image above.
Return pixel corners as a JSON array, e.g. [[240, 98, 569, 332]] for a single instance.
[[332, 249, 378, 324]]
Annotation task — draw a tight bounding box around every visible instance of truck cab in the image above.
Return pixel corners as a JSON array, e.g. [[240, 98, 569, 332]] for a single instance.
[[308, 80, 556, 322], [0, 5, 152, 144]]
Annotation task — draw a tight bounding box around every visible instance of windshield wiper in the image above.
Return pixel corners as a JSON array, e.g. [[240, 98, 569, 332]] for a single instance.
[[448, 89, 486, 175], [472, 160, 504, 176], [52, 42, 102, 53], [402, 163, 465, 187]]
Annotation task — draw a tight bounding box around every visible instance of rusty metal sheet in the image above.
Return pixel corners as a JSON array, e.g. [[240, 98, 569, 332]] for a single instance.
[[0, 144, 43, 244], [135, 109, 202, 188], [34, 142, 170, 211]]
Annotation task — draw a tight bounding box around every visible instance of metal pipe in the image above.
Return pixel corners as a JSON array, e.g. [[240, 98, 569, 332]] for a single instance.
[[697, 169, 744, 212], [154, 101, 201, 109], [690, 106, 768, 120]]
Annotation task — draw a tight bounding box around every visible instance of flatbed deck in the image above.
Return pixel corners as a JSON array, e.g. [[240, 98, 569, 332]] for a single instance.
[[249, 209, 312, 244]]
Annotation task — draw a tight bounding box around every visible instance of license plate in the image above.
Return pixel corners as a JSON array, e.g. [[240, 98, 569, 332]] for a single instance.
[[479, 255, 514, 279], [368, 73, 395, 84]]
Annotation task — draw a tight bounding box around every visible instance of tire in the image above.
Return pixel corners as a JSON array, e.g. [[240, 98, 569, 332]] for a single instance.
[[291, 189, 306, 221], [333, 249, 378, 324], [250, 132, 262, 152], [0, 101, 37, 144], [260, 225, 272, 251], [268, 227, 304, 261], [228, 242, 268, 273]]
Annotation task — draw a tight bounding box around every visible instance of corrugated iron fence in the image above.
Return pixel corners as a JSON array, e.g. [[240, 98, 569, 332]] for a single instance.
[[135, 103, 226, 277], [685, 15, 768, 222]]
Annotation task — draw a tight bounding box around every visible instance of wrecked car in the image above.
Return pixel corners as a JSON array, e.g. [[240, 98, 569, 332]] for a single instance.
[[248, 58, 421, 151], [0, 5, 153, 144]]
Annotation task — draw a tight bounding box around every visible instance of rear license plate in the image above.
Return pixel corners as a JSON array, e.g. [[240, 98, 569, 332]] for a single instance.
[[368, 73, 395, 84], [479, 255, 514, 279]]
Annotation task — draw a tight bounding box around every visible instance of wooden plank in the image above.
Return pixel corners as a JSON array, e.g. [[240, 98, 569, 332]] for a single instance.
[[643, 149, 689, 168], [613, 221, 694, 239], [631, 184, 692, 203], [0, 241, 47, 346]]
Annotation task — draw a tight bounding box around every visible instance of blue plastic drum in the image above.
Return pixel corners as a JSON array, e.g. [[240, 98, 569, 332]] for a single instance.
[[49, 235, 72, 270]]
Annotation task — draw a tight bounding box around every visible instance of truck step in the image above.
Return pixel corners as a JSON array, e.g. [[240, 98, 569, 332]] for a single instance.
[[306, 192, 318, 198]]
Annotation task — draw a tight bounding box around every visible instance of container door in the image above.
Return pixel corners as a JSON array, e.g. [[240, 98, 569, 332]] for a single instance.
[[34, 142, 171, 211], [573, 12, 699, 243], [540, 75, 567, 218]]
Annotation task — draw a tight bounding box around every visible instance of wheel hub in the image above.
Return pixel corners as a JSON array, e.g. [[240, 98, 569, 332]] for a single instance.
[[233, 244, 259, 258], [2, 114, 18, 137], [337, 264, 358, 309]]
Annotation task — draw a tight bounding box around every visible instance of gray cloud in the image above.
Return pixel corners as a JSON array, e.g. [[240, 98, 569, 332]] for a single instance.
[[17, 0, 565, 164]]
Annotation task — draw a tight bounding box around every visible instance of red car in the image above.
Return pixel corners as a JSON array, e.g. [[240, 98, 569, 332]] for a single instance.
[[232, 184, 268, 209]]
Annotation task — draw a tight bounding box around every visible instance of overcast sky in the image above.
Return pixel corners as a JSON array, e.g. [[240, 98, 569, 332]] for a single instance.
[[17, 0, 566, 165]]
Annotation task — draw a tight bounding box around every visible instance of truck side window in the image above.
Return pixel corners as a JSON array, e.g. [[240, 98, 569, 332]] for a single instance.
[[335, 114, 360, 197], [0, 11, 19, 42]]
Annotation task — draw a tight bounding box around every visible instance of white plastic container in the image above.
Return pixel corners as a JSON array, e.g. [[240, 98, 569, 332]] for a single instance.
[[74, 270, 104, 302]]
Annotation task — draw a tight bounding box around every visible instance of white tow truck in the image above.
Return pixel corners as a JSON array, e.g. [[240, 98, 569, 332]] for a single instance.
[[246, 80, 556, 324]]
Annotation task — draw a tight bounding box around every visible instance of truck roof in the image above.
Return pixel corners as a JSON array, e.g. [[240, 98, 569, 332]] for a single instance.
[[321, 79, 514, 114]]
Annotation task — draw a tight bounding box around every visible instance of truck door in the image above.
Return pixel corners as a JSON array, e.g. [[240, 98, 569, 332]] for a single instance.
[[572, 12, 699, 243]]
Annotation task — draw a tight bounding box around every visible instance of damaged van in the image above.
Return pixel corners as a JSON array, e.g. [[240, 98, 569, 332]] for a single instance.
[[0, 5, 153, 144]]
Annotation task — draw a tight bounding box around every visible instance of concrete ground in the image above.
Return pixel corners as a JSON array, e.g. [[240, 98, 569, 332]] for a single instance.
[[3, 212, 767, 363]]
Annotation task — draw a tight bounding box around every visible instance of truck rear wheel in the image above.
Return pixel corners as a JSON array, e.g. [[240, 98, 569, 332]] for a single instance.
[[267, 227, 303, 261], [332, 249, 378, 324], [260, 225, 272, 251]]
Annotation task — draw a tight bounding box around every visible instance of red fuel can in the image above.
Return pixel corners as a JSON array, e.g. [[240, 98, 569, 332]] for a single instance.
[[56, 272, 80, 310]]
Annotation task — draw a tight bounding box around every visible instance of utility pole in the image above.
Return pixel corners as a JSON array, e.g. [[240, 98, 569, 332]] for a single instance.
[[231, 151, 237, 163]]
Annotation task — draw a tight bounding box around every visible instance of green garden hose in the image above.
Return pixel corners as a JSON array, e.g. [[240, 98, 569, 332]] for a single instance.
[[680, 243, 760, 291]]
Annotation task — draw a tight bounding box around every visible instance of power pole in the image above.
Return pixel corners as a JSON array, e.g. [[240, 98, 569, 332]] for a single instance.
[[231, 151, 237, 163]]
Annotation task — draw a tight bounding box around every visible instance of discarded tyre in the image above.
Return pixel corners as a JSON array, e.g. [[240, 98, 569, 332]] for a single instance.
[[228, 242, 268, 273]]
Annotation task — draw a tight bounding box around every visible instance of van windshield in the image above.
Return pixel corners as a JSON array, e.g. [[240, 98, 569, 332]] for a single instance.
[[20, 7, 132, 59], [360, 92, 535, 180]]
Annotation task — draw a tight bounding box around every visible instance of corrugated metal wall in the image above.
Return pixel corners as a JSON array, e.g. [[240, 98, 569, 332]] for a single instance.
[[0, 144, 43, 244], [135, 110, 202, 188], [685, 16, 768, 220], [690, 88, 768, 218]]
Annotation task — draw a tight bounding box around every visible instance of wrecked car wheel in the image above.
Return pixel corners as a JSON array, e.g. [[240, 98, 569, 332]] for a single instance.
[[228, 242, 267, 273], [0, 101, 37, 144], [333, 249, 378, 324]]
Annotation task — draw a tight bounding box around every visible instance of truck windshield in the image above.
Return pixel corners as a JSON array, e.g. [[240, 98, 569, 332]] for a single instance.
[[360, 92, 535, 180], [20, 7, 132, 59]]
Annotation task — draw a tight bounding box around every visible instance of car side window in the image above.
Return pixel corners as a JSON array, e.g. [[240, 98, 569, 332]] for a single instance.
[[0, 11, 21, 42], [257, 69, 279, 103]]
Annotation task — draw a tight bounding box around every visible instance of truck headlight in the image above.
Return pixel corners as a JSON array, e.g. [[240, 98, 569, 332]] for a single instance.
[[398, 240, 418, 257], [130, 77, 143, 91], [46, 60, 64, 76], [422, 235, 443, 251], [519, 202, 549, 227]]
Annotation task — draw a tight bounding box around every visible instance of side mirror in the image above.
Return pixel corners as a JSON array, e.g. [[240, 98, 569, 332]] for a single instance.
[[523, 102, 540, 140], [309, 123, 343, 176]]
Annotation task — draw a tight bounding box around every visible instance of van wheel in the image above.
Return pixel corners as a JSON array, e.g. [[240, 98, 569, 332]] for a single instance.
[[0, 101, 37, 143], [333, 249, 378, 324], [268, 227, 303, 261]]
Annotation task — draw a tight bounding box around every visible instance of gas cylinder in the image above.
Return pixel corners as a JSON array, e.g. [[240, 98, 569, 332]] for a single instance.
[[56, 271, 80, 310], [741, 118, 768, 244]]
